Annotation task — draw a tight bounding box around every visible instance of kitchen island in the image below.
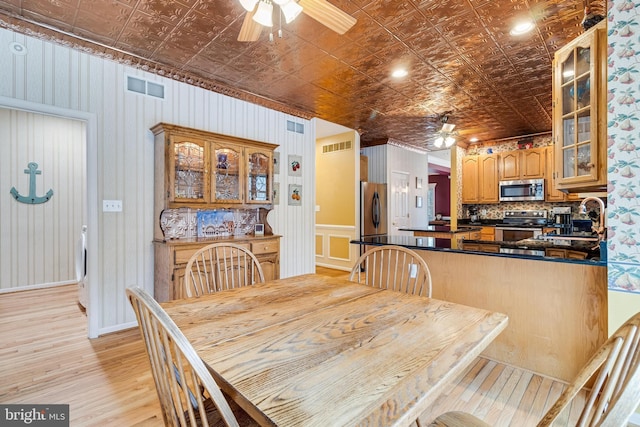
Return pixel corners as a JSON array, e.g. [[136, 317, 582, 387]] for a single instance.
[[351, 235, 607, 382]]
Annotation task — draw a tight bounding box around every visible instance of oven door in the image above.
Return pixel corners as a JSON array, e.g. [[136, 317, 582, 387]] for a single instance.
[[495, 227, 542, 242]]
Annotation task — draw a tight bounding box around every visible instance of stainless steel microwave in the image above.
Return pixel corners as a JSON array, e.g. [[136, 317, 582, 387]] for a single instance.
[[499, 179, 544, 201]]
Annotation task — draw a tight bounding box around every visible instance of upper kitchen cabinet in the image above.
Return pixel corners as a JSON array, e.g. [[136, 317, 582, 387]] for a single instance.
[[462, 154, 499, 204], [545, 147, 567, 202], [552, 20, 607, 192], [152, 123, 278, 210], [499, 148, 545, 180]]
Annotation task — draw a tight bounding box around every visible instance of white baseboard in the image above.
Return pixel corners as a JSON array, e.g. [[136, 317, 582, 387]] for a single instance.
[[315, 263, 351, 272], [0, 280, 76, 293]]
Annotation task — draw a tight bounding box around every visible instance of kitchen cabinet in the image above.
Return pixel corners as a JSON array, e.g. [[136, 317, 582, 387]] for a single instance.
[[462, 154, 499, 204], [499, 148, 545, 180], [480, 226, 495, 241], [545, 248, 588, 260], [552, 20, 607, 192], [152, 123, 277, 211], [153, 236, 281, 302], [462, 242, 500, 253], [545, 147, 567, 202]]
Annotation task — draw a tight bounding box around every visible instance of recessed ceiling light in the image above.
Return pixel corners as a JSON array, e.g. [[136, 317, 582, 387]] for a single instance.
[[469, 137, 479, 143], [9, 41, 28, 56], [391, 69, 408, 78], [510, 21, 535, 36]]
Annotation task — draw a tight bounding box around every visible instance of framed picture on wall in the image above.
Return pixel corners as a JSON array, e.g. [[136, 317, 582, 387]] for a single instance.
[[288, 155, 302, 177], [288, 184, 302, 206]]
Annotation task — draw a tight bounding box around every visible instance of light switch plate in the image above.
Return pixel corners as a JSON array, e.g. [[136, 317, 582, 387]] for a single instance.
[[103, 200, 122, 212]]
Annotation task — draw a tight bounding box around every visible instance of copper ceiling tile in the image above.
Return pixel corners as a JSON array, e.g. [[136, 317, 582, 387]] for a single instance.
[[0, 0, 590, 149]]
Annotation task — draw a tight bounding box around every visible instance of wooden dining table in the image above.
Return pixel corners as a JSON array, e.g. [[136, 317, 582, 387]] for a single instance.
[[162, 273, 508, 427]]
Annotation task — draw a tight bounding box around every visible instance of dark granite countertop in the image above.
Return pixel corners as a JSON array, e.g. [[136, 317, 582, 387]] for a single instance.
[[350, 235, 606, 266], [399, 225, 482, 233]]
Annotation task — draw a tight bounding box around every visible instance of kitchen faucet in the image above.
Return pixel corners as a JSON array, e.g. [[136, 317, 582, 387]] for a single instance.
[[579, 196, 606, 246]]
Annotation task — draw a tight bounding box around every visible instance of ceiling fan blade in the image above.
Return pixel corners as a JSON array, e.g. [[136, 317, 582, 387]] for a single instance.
[[238, 8, 263, 42], [298, 0, 356, 35]]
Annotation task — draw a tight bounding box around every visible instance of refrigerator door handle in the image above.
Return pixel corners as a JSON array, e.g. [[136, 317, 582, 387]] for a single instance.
[[372, 191, 380, 228]]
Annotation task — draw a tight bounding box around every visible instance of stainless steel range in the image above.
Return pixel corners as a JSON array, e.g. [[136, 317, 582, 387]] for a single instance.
[[495, 210, 547, 242]]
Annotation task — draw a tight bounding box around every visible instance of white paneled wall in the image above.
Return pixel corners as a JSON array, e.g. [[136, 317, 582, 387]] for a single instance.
[[0, 27, 316, 337], [387, 145, 429, 230], [362, 145, 429, 231], [0, 109, 86, 290]]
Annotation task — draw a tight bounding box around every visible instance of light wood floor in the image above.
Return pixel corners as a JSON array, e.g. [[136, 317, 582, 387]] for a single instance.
[[1, 275, 592, 426]]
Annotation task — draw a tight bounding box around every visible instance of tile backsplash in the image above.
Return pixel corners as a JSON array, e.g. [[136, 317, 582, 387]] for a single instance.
[[462, 201, 587, 220]]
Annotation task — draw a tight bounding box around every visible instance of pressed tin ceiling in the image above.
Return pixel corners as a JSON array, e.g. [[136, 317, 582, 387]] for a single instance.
[[0, 0, 590, 151]]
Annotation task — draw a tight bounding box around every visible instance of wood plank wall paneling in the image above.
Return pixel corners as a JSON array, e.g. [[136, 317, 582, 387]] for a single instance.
[[0, 27, 317, 335], [0, 108, 85, 290]]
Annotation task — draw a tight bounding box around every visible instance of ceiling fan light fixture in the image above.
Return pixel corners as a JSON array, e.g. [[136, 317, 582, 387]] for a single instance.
[[253, 0, 274, 27], [434, 137, 444, 148], [239, 0, 259, 12], [281, 0, 303, 23], [445, 136, 456, 147], [441, 123, 455, 133]]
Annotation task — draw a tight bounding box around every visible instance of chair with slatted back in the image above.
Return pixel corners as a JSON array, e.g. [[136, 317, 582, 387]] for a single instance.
[[184, 243, 265, 298], [349, 245, 432, 297], [126, 287, 260, 427], [427, 311, 640, 427]]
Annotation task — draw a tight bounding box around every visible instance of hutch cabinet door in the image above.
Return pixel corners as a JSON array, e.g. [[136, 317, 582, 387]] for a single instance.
[[212, 143, 244, 204], [246, 148, 273, 204], [169, 135, 209, 204]]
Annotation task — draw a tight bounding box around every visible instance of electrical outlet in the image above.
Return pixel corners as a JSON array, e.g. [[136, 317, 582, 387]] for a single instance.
[[103, 200, 122, 212]]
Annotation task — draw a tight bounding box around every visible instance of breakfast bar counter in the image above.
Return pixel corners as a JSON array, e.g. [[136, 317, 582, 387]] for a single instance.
[[351, 235, 607, 382]]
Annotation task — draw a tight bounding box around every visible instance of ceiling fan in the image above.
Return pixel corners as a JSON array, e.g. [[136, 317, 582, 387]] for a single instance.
[[237, 0, 357, 42]]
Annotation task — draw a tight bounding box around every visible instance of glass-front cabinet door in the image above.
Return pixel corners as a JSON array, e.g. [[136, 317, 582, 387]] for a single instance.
[[212, 144, 243, 203], [246, 148, 272, 203], [171, 136, 208, 204], [553, 21, 606, 191]]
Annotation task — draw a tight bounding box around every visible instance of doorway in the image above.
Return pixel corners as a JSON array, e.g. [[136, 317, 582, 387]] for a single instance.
[[1, 96, 98, 337]]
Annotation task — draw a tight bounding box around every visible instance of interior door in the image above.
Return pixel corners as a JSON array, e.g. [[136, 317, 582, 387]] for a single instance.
[[390, 171, 410, 234]]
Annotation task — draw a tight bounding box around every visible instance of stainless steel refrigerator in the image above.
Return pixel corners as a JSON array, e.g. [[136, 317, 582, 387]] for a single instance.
[[360, 182, 388, 238]]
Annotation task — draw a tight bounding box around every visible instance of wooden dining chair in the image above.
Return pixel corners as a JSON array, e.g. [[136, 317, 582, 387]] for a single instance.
[[427, 311, 640, 427], [349, 245, 432, 297], [184, 243, 265, 298], [126, 287, 259, 427]]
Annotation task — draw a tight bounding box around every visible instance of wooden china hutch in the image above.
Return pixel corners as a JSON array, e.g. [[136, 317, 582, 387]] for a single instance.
[[152, 123, 280, 302]]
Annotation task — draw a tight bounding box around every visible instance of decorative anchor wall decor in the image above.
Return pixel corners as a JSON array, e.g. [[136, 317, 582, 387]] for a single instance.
[[10, 162, 54, 204]]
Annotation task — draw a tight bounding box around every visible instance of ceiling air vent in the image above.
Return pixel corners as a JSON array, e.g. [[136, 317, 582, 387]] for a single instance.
[[322, 140, 352, 154], [286, 120, 304, 134], [127, 76, 165, 99]]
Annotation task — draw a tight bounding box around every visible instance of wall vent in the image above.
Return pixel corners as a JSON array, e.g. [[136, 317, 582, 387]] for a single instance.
[[286, 120, 304, 134], [127, 76, 165, 99], [322, 140, 352, 154]]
